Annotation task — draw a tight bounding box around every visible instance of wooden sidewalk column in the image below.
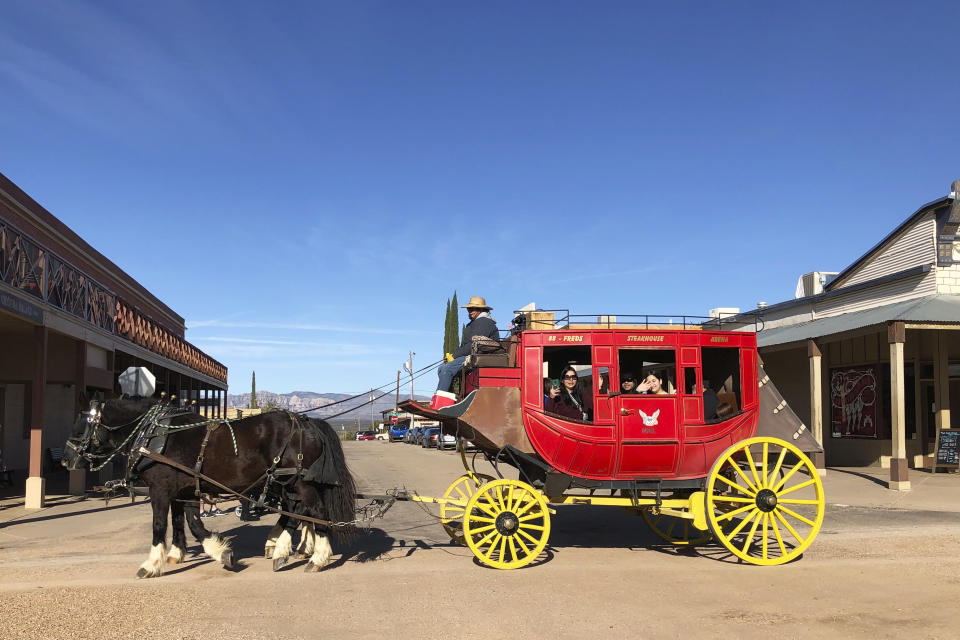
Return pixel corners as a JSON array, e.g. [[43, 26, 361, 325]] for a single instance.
[[68, 340, 86, 495], [888, 322, 910, 491], [807, 339, 826, 475], [934, 330, 951, 447], [25, 325, 48, 509]]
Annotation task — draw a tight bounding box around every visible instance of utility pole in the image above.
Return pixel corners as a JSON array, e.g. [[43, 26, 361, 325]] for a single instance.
[[396, 371, 400, 411], [370, 389, 375, 430], [409, 351, 415, 400]]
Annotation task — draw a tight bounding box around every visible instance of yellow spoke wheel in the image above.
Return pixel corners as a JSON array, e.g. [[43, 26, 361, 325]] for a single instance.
[[706, 437, 824, 566], [462, 479, 551, 570], [641, 509, 712, 546], [440, 473, 493, 545]]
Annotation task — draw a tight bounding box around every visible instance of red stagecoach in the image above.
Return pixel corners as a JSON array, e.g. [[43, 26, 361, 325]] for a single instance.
[[401, 309, 824, 569]]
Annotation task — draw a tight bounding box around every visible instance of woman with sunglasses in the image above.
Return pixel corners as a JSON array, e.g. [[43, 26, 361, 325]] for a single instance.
[[545, 365, 591, 421], [619, 371, 639, 394]]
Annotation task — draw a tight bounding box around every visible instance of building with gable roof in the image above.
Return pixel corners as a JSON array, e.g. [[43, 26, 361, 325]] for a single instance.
[[728, 179, 960, 490]]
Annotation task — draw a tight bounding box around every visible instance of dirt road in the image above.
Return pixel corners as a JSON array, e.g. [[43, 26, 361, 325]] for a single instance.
[[1, 441, 957, 639]]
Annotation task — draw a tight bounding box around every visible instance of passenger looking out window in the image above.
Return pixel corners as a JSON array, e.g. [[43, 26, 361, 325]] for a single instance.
[[618, 348, 677, 396], [620, 372, 639, 394], [545, 365, 592, 421], [639, 373, 668, 395]]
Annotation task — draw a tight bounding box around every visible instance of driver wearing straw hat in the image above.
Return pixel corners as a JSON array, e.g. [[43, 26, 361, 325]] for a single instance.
[[431, 296, 500, 409]]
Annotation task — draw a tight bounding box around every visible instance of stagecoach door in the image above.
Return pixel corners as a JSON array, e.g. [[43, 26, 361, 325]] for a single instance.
[[614, 347, 680, 475]]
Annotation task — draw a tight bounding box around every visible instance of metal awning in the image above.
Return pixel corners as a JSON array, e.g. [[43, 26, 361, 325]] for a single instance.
[[757, 294, 960, 348]]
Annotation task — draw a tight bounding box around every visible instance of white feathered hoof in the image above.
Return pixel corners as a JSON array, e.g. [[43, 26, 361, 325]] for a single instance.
[[166, 545, 185, 564], [136, 543, 166, 579], [202, 535, 234, 570], [264, 545, 274, 559], [270, 529, 293, 571]]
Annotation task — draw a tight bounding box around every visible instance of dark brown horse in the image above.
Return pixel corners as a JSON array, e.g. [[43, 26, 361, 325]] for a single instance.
[[63, 397, 356, 577]]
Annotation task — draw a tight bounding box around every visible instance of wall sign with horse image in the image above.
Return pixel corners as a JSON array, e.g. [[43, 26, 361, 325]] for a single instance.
[[830, 365, 881, 438], [63, 393, 358, 578]]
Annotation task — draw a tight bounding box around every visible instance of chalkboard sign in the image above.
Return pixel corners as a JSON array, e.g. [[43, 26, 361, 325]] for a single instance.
[[934, 429, 960, 469]]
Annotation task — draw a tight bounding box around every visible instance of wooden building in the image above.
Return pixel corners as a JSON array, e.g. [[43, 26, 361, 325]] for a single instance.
[[0, 172, 227, 507], [728, 179, 960, 490]]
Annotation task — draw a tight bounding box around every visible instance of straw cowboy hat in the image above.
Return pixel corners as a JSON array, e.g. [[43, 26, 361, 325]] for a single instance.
[[461, 296, 492, 311]]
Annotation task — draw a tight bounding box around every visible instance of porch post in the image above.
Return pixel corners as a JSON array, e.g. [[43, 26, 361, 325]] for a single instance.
[[934, 330, 951, 443], [68, 340, 86, 495], [25, 326, 48, 509], [807, 339, 826, 475], [888, 322, 910, 491]]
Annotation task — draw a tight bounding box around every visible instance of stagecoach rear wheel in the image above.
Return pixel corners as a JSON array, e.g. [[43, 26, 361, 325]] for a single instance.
[[462, 479, 551, 570], [641, 509, 712, 546], [705, 437, 825, 566], [440, 473, 493, 545]]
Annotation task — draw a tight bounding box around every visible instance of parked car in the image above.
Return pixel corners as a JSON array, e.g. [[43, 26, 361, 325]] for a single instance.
[[436, 432, 457, 450], [390, 424, 408, 442], [421, 426, 441, 448], [436, 435, 476, 451], [355, 430, 375, 441], [405, 426, 423, 444]]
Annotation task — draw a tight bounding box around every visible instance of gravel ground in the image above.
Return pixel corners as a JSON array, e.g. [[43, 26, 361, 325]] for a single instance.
[[1, 441, 958, 639]]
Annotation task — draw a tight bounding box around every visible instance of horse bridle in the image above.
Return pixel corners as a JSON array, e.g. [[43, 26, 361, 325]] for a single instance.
[[66, 401, 151, 467]]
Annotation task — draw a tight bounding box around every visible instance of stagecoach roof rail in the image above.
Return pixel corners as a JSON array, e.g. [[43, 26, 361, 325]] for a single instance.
[[510, 309, 762, 332]]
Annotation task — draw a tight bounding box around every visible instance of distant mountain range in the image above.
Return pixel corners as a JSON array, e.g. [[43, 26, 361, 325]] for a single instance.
[[226, 390, 430, 427]]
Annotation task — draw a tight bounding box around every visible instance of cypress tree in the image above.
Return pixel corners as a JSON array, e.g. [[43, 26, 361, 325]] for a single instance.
[[250, 371, 258, 409], [443, 298, 452, 356], [450, 291, 460, 347]]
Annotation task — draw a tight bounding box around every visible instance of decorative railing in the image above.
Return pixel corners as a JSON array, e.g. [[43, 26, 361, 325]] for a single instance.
[[0, 218, 226, 383], [114, 299, 227, 383], [0, 220, 115, 332]]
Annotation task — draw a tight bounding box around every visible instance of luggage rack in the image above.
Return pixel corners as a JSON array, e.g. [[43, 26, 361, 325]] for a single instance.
[[511, 308, 763, 332]]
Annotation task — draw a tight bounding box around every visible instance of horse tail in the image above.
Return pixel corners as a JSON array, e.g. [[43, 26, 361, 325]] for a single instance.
[[310, 419, 358, 540]]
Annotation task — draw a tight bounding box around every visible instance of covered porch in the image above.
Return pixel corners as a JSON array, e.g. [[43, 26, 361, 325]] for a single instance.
[[758, 295, 960, 490]]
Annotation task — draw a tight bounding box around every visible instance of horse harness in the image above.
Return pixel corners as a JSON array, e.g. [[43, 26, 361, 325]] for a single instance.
[[123, 404, 313, 504]]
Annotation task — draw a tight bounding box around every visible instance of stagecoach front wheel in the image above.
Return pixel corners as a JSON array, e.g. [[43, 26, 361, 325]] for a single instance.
[[440, 473, 493, 545], [706, 437, 825, 566], [463, 479, 550, 570], [641, 508, 712, 546]]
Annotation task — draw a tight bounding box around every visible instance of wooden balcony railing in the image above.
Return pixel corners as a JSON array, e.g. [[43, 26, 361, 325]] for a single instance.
[[1, 218, 226, 383]]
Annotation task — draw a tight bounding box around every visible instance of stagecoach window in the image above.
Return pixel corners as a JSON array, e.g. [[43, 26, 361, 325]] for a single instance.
[[618, 348, 677, 395], [702, 347, 741, 423], [685, 368, 698, 394], [596, 366, 610, 395], [543, 346, 594, 422]]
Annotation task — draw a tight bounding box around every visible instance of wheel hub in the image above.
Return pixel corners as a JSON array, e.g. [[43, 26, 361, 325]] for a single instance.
[[755, 488, 778, 512], [495, 512, 519, 535]]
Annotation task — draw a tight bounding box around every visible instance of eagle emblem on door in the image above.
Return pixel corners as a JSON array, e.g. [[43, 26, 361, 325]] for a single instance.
[[638, 409, 660, 427]]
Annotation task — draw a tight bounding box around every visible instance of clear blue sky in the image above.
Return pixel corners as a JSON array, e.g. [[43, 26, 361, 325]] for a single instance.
[[2, 1, 959, 394]]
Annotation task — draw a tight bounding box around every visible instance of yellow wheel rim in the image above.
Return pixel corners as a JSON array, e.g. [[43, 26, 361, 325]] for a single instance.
[[641, 509, 712, 546], [441, 473, 492, 545], [706, 437, 825, 566], [463, 479, 551, 570]]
